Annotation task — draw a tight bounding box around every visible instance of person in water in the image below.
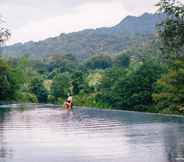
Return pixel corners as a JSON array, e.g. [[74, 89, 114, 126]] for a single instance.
[[64, 96, 73, 110]]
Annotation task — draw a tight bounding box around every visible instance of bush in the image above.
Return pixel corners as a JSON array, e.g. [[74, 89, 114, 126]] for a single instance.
[[73, 92, 111, 109], [51, 73, 71, 100], [153, 58, 184, 114], [111, 59, 164, 111], [15, 92, 37, 103], [0, 58, 18, 101], [30, 78, 48, 103]]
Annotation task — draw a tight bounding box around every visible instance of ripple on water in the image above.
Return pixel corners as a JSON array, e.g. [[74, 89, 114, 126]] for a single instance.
[[0, 104, 184, 162]]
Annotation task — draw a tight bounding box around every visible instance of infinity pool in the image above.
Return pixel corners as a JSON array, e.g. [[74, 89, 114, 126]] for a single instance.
[[0, 104, 184, 162]]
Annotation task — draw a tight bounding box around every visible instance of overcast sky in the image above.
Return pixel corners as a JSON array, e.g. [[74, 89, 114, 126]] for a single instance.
[[0, 0, 161, 44]]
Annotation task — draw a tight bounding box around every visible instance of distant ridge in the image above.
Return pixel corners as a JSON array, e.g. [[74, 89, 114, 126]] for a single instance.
[[3, 13, 164, 59]]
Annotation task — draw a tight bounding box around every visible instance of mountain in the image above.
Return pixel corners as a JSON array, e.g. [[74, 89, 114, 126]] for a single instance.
[[2, 13, 164, 59]]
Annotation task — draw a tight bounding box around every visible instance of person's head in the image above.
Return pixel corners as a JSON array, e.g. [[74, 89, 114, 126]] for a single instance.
[[67, 96, 72, 102], [67, 100, 71, 103]]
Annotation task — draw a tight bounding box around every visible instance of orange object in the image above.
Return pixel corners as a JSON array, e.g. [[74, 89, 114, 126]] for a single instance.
[[64, 100, 72, 110]]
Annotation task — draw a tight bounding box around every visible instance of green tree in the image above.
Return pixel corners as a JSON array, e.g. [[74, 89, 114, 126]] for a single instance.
[[112, 60, 164, 111], [51, 73, 71, 100], [96, 67, 127, 106], [30, 78, 48, 103], [0, 59, 18, 101], [114, 54, 130, 68], [71, 71, 84, 95], [152, 0, 184, 114], [157, 0, 184, 59], [85, 55, 112, 70], [153, 58, 184, 114], [47, 54, 78, 76], [14, 56, 39, 91]]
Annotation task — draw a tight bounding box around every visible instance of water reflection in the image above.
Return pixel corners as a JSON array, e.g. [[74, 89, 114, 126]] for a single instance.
[[0, 104, 184, 162], [0, 108, 13, 161], [162, 124, 184, 162]]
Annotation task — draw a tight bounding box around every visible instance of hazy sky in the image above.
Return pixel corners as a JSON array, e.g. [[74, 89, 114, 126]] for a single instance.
[[0, 0, 160, 44]]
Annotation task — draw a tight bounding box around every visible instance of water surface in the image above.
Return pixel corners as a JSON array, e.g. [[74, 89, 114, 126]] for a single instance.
[[0, 104, 184, 162]]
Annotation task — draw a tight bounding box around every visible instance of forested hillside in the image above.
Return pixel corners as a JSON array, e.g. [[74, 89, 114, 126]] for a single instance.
[[3, 13, 163, 59]]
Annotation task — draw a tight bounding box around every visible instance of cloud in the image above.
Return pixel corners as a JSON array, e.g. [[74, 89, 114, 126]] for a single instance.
[[0, 0, 166, 44], [122, 0, 159, 15], [8, 1, 126, 44], [0, 1, 74, 29]]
